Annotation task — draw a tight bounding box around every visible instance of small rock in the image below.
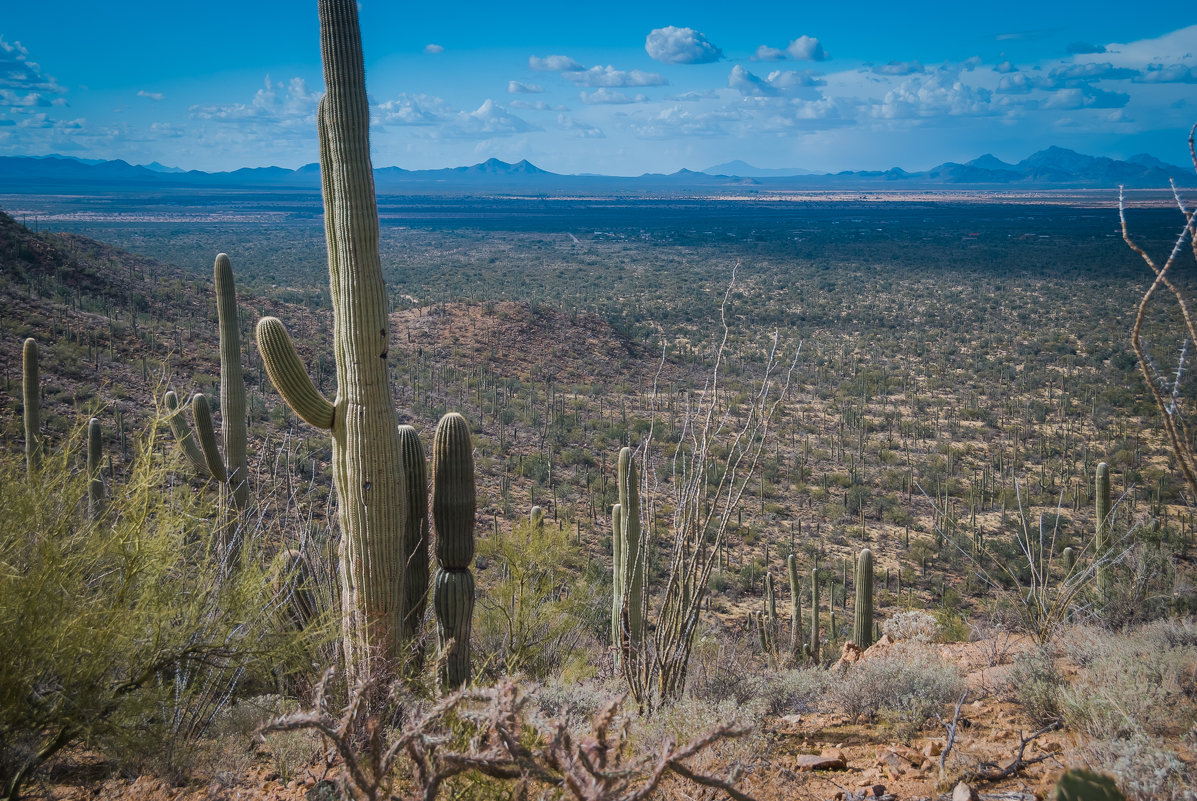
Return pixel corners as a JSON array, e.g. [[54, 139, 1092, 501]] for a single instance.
[[952, 781, 980, 801], [780, 713, 804, 727], [870, 785, 887, 798], [923, 739, 943, 757], [792, 753, 849, 771]]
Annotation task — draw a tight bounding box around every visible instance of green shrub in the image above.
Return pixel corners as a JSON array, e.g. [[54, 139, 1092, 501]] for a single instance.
[[0, 419, 314, 797], [1005, 646, 1063, 727]]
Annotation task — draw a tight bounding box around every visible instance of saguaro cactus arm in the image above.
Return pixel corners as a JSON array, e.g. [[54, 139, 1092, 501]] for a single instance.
[[256, 316, 335, 430], [164, 390, 211, 477], [214, 253, 249, 513], [191, 393, 227, 483]]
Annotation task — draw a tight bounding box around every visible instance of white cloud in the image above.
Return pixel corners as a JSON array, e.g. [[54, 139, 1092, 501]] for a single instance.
[[190, 75, 319, 130], [994, 60, 1017, 74], [751, 46, 787, 62], [1137, 64, 1197, 83], [508, 81, 543, 94], [556, 114, 605, 138], [375, 93, 537, 139], [645, 27, 723, 65], [873, 61, 924, 76], [137, 90, 164, 101], [562, 65, 667, 88], [580, 88, 649, 104], [728, 65, 778, 96], [787, 36, 828, 61], [424, 44, 444, 54], [529, 54, 583, 72]]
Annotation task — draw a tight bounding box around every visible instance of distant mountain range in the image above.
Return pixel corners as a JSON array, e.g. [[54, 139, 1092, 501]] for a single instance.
[[1, 148, 1192, 194]]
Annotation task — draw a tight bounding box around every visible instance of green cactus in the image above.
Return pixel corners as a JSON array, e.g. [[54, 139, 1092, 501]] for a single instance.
[[255, 0, 410, 686], [1063, 545, 1076, 573], [611, 502, 623, 663], [164, 254, 249, 558], [398, 425, 430, 667], [87, 417, 103, 520], [616, 447, 644, 647], [1054, 769, 1125, 801], [1095, 462, 1111, 599], [764, 570, 778, 651], [530, 505, 544, 529], [274, 548, 318, 631], [809, 558, 820, 661], [431, 412, 475, 689], [787, 553, 802, 659], [854, 548, 874, 648], [22, 337, 40, 475]]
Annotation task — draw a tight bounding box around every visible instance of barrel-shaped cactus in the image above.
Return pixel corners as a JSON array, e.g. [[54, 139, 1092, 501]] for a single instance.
[[1095, 462, 1111, 598], [1062, 546, 1076, 574], [398, 425, 430, 664], [530, 505, 545, 529], [616, 447, 644, 646], [23, 337, 40, 475], [854, 548, 874, 648], [87, 417, 103, 519], [431, 412, 475, 689], [254, 0, 410, 687]]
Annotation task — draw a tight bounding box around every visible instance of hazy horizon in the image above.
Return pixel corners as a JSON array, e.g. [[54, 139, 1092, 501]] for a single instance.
[[2, 2, 1195, 175]]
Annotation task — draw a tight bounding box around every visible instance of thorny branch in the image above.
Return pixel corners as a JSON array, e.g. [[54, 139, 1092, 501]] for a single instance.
[[258, 670, 756, 801]]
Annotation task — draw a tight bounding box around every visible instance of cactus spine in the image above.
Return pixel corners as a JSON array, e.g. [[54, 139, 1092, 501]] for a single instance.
[[87, 417, 103, 519], [1095, 462, 1110, 599], [431, 413, 475, 690], [616, 447, 644, 647], [398, 425, 430, 667], [787, 553, 802, 659], [255, 0, 409, 687], [854, 548, 873, 648], [22, 337, 40, 474]]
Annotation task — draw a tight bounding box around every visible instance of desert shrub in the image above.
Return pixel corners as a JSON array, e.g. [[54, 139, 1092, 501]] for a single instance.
[[754, 668, 829, 716], [881, 610, 941, 643], [1058, 619, 1197, 739], [1081, 736, 1197, 801], [0, 420, 314, 797], [1005, 646, 1063, 727], [474, 519, 603, 681], [1098, 543, 1181, 630], [687, 628, 762, 706], [825, 645, 964, 742]]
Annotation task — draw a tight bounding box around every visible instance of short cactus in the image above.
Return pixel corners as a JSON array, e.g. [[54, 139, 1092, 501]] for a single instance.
[[23, 337, 40, 474], [398, 425, 430, 667], [530, 505, 544, 529], [787, 553, 802, 659], [1095, 462, 1111, 598], [431, 412, 475, 689], [854, 548, 874, 648], [87, 417, 103, 519], [1062, 545, 1076, 573], [615, 447, 644, 647]]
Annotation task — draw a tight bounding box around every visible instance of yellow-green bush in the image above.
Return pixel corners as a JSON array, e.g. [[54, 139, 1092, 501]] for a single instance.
[[0, 418, 315, 798]]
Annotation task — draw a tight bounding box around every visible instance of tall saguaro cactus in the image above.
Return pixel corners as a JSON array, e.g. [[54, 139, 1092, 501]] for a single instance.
[[615, 447, 644, 648], [1094, 462, 1111, 599], [256, 0, 408, 687], [854, 548, 874, 648], [431, 412, 476, 690], [610, 502, 623, 661], [23, 337, 40, 475], [809, 557, 820, 661], [165, 253, 249, 552]]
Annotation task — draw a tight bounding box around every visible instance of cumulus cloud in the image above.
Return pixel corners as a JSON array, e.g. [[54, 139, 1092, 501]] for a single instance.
[[1066, 41, 1106, 54], [507, 81, 543, 94], [873, 61, 924, 76], [190, 75, 320, 132], [137, 90, 164, 101], [556, 114, 604, 138], [752, 36, 829, 62], [562, 65, 667, 88], [375, 93, 537, 139], [1043, 86, 1129, 109], [997, 72, 1034, 93], [1136, 64, 1197, 83], [645, 27, 723, 65], [0, 37, 66, 114], [994, 60, 1017, 74], [1047, 62, 1137, 83], [728, 65, 825, 98], [580, 88, 649, 104], [529, 54, 583, 72], [787, 36, 828, 61], [728, 65, 777, 96]]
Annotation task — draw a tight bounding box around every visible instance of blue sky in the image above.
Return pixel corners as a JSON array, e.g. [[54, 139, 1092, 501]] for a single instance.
[[2, 2, 1195, 174]]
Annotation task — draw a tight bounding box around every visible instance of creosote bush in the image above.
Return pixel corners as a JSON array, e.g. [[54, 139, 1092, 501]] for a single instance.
[[0, 418, 314, 798]]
